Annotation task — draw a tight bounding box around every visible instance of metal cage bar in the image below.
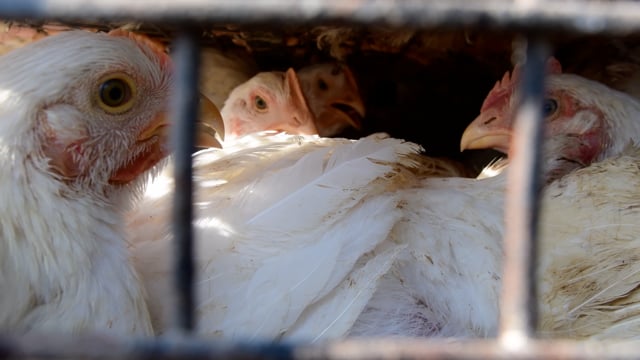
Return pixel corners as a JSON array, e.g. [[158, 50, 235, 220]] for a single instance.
[[2, 0, 640, 34], [169, 30, 200, 333], [4, 333, 640, 359], [499, 38, 548, 343]]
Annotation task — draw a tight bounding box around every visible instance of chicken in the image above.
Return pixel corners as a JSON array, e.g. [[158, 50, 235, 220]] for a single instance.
[[347, 132, 575, 338], [351, 133, 640, 339], [128, 132, 422, 339], [459, 57, 640, 177], [220, 69, 318, 142], [0, 29, 221, 335], [199, 48, 365, 138], [297, 63, 366, 137]]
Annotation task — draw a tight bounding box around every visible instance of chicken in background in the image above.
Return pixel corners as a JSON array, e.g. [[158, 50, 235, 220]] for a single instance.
[[459, 56, 640, 181], [0, 30, 216, 335], [199, 48, 365, 139], [297, 62, 366, 137], [220, 68, 318, 142]]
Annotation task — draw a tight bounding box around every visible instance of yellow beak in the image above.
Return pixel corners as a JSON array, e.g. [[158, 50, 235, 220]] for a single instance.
[[196, 94, 225, 149]]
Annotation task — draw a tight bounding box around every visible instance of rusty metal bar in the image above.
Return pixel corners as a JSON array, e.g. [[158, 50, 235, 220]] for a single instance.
[[1, 0, 640, 34], [3, 334, 640, 360], [499, 38, 548, 345], [169, 30, 200, 333]]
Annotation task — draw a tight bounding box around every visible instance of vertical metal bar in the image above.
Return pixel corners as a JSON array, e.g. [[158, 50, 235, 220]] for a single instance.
[[499, 38, 548, 347], [170, 30, 200, 333]]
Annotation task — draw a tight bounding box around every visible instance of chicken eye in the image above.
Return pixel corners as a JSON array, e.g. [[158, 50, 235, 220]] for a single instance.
[[318, 79, 329, 91], [254, 96, 268, 112], [543, 98, 558, 117], [96, 74, 136, 114]]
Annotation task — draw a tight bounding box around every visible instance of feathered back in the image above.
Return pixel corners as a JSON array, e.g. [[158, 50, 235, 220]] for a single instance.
[[539, 145, 640, 339], [350, 171, 507, 338], [130, 132, 423, 340]]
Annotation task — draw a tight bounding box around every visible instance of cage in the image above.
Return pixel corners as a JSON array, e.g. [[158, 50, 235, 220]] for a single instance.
[[1, 0, 640, 359]]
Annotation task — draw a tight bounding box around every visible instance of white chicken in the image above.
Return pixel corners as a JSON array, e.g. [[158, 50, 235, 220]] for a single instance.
[[347, 134, 576, 338], [460, 57, 640, 178], [199, 47, 365, 138], [220, 69, 318, 142], [352, 134, 640, 340], [0, 29, 221, 336], [129, 132, 423, 339]]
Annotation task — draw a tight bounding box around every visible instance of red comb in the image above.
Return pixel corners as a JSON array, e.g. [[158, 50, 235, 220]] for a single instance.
[[107, 29, 171, 69], [480, 57, 563, 112]]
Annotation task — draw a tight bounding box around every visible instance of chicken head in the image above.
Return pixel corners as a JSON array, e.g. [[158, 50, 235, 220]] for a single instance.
[[0, 29, 195, 335], [221, 68, 318, 141], [298, 63, 365, 137], [460, 57, 640, 170], [17, 30, 222, 192]]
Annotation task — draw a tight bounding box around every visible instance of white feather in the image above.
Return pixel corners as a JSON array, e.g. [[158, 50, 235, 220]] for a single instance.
[[350, 172, 506, 338], [130, 132, 422, 340], [538, 146, 640, 339]]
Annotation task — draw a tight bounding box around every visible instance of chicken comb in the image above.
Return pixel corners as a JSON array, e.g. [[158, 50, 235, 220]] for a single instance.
[[107, 29, 171, 69], [480, 57, 563, 112]]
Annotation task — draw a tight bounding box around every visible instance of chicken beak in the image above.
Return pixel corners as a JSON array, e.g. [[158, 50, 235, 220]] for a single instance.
[[136, 94, 224, 149], [195, 94, 225, 149], [110, 113, 171, 185], [333, 65, 365, 130], [137, 113, 170, 143], [331, 97, 365, 130], [459, 111, 511, 154]]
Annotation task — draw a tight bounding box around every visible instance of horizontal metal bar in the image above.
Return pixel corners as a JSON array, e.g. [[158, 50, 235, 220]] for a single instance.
[[2, 334, 640, 360], [1, 0, 640, 34]]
